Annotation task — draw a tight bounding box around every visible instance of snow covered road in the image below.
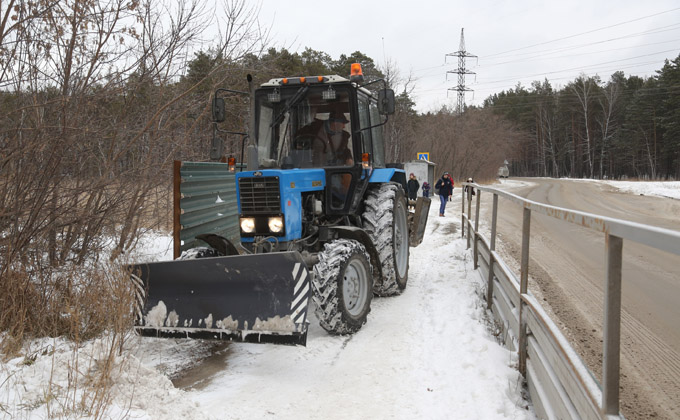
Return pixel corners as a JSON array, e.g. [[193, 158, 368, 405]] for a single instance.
[[158, 197, 534, 420], [1, 192, 535, 420]]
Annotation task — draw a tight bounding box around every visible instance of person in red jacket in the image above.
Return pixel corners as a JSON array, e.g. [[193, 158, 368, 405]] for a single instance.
[[448, 178, 454, 201]]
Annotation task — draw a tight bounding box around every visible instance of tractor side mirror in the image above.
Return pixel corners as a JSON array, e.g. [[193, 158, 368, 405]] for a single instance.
[[212, 97, 226, 122], [378, 89, 395, 115], [210, 137, 223, 160]]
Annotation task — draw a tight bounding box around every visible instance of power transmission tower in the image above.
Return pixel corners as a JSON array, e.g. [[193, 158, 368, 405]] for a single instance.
[[445, 28, 477, 114]]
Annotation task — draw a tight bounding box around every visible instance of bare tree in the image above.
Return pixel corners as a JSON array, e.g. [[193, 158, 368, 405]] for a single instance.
[[570, 74, 601, 178], [379, 56, 418, 163], [0, 0, 271, 356], [597, 75, 622, 179]]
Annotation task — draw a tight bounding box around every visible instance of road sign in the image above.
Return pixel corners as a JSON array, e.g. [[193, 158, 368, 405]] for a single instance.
[[417, 153, 429, 161]]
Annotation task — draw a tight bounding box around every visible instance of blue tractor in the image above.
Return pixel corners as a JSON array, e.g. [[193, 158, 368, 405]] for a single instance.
[[132, 64, 430, 345]]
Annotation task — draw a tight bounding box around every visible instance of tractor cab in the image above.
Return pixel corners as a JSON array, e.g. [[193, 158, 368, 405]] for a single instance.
[[252, 69, 393, 171], [246, 68, 395, 215]]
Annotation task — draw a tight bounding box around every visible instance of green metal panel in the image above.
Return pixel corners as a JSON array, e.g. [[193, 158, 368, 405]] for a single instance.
[[174, 161, 240, 258]]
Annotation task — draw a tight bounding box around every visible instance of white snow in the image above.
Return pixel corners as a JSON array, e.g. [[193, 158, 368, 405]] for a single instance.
[[497, 177, 680, 200], [1, 191, 545, 420], [570, 178, 680, 200]]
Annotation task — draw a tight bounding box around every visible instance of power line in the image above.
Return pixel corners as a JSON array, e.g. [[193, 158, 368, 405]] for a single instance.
[[484, 6, 680, 59], [411, 24, 680, 80], [480, 23, 680, 64], [472, 50, 678, 87], [412, 61, 673, 101], [478, 37, 680, 69], [413, 56, 670, 97], [413, 39, 680, 83]]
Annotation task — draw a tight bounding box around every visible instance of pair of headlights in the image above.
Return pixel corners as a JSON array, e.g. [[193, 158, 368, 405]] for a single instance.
[[240, 216, 284, 234]]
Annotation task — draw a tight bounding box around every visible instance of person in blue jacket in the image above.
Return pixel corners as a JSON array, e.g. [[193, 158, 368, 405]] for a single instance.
[[434, 172, 454, 217]]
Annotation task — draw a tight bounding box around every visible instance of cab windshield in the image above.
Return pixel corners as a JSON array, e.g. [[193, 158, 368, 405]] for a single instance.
[[255, 85, 354, 169]]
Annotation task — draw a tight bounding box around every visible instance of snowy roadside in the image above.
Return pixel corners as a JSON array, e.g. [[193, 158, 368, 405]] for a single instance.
[[569, 178, 680, 200], [496, 176, 680, 200], [176, 195, 534, 420], [1, 194, 535, 420]]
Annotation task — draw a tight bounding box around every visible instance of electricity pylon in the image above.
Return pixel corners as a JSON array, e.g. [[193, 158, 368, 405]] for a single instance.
[[446, 28, 477, 114]]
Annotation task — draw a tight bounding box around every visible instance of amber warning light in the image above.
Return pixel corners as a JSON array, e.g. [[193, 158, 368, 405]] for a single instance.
[[362, 153, 371, 169], [350, 63, 364, 83], [228, 156, 236, 172]]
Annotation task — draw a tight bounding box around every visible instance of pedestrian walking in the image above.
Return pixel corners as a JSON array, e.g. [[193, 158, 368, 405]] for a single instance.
[[434, 172, 454, 217]]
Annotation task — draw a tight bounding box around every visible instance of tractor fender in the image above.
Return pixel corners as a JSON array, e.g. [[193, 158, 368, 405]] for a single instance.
[[369, 168, 407, 192], [195, 233, 240, 256], [325, 226, 383, 283]]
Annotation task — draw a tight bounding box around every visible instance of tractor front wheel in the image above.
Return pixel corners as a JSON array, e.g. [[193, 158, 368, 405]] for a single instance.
[[362, 183, 410, 296], [312, 239, 373, 334]]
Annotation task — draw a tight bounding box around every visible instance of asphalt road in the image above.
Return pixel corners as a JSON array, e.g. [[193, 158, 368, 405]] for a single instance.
[[487, 178, 680, 420]]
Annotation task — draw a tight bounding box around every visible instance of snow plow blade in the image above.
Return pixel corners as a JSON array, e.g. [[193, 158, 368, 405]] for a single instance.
[[130, 252, 311, 346], [409, 196, 431, 247]]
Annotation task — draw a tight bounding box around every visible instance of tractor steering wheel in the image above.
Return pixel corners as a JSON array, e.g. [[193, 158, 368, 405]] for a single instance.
[[294, 134, 326, 152]]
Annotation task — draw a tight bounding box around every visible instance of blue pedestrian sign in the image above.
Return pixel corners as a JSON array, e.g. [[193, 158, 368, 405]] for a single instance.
[[417, 153, 429, 161]]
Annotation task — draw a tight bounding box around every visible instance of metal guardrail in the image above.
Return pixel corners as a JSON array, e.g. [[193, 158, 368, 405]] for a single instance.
[[460, 182, 680, 420], [173, 161, 240, 259]]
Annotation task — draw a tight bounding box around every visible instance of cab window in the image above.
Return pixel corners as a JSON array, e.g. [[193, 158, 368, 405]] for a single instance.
[[369, 101, 385, 167]]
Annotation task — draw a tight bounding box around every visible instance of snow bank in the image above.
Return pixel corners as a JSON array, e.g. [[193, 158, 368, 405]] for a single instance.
[[1, 197, 533, 420], [0, 336, 214, 420], [182, 196, 534, 420], [601, 180, 680, 200], [564, 178, 680, 200]]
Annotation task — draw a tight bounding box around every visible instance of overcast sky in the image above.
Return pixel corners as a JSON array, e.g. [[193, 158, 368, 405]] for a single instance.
[[258, 1, 680, 113]]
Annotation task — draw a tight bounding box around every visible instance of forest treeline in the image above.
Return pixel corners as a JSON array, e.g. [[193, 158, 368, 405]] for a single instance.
[[483, 57, 680, 180], [0, 0, 677, 350]]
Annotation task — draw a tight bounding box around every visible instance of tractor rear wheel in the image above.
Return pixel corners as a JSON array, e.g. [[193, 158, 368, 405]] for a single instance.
[[312, 239, 373, 334], [363, 183, 409, 296]]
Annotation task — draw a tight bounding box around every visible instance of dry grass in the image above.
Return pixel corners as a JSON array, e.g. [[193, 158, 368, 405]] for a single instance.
[[0, 261, 138, 418]]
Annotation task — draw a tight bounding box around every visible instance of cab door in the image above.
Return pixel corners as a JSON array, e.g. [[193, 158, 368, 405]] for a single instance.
[[324, 93, 374, 215]]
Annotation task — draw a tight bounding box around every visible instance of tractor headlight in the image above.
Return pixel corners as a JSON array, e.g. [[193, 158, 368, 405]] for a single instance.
[[240, 217, 255, 233], [268, 216, 284, 233]]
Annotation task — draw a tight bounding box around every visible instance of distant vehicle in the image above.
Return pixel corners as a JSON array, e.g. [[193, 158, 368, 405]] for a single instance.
[[498, 165, 509, 178]]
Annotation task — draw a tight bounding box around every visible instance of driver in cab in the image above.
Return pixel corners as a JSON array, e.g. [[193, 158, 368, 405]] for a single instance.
[[312, 110, 353, 167]]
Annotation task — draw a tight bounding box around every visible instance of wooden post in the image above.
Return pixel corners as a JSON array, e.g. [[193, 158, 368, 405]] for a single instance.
[[603, 234, 623, 416], [461, 184, 465, 238], [466, 187, 472, 249], [487, 194, 498, 310], [474, 189, 481, 269], [518, 206, 531, 376], [173, 161, 182, 260]]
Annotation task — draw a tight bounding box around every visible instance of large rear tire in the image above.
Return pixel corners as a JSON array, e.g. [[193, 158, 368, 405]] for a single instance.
[[362, 183, 409, 296], [312, 239, 373, 334]]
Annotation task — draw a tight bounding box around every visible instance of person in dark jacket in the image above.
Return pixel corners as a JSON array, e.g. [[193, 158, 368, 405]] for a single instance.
[[434, 172, 454, 216], [464, 177, 476, 198], [422, 181, 431, 198], [407, 173, 420, 200]]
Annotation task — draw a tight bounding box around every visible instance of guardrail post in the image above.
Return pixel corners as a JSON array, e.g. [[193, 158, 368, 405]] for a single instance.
[[474, 189, 481, 269], [466, 189, 472, 249], [461, 184, 465, 238], [173, 160, 182, 259], [518, 206, 531, 376], [486, 193, 498, 310], [603, 234, 623, 417]]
